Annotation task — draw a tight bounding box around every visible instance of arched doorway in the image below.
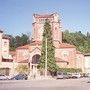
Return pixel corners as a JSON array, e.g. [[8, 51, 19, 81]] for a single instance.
[[31, 54, 40, 77], [32, 54, 40, 64]]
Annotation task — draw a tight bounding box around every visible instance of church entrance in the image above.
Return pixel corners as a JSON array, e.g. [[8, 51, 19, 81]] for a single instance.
[[32, 54, 40, 64], [31, 54, 40, 77]]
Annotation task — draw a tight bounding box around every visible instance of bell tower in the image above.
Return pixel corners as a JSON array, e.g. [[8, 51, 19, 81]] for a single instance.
[[31, 13, 62, 47]]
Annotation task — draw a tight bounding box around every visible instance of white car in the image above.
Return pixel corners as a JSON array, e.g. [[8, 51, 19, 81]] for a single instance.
[[0, 75, 9, 80], [71, 73, 81, 78]]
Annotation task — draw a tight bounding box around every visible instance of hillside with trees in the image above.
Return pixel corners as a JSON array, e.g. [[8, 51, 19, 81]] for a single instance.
[[62, 30, 90, 53], [8, 30, 90, 53], [8, 33, 29, 51]]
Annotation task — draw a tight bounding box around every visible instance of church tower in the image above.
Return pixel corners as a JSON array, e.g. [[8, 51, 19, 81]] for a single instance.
[[32, 13, 62, 47]]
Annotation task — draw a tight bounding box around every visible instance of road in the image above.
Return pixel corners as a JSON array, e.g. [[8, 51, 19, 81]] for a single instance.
[[0, 78, 90, 90]]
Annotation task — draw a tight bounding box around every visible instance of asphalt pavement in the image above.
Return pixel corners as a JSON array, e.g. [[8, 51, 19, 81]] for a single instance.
[[0, 77, 90, 90]]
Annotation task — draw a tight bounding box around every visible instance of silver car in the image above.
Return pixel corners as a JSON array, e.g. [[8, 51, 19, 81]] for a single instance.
[[71, 73, 81, 78], [0, 75, 9, 80], [56, 72, 69, 79]]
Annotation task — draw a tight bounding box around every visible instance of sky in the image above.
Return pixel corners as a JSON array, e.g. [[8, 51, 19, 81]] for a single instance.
[[0, 0, 90, 36]]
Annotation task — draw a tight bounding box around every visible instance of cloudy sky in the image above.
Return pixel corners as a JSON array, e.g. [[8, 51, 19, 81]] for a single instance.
[[0, 0, 90, 36]]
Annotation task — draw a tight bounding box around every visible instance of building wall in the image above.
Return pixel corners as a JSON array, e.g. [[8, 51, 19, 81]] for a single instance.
[[57, 62, 68, 68], [2, 39, 9, 59], [0, 31, 14, 75], [0, 61, 18, 75], [84, 56, 90, 73], [0, 32, 10, 61], [55, 48, 76, 68], [76, 53, 84, 72], [16, 45, 41, 63], [16, 49, 29, 62], [0, 62, 13, 75]]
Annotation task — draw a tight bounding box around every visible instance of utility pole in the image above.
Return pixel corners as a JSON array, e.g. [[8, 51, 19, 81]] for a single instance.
[[45, 38, 47, 77]]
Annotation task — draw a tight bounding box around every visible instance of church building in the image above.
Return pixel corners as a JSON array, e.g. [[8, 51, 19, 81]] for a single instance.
[[15, 13, 84, 75]]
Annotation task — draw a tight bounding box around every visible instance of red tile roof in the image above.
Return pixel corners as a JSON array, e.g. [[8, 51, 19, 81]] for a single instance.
[[18, 59, 28, 63], [33, 13, 54, 18], [59, 43, 75, 48], [10, 51, 16, 56], [16, 41, 42, 49], [17, 44, 29, 49], [16, 42, 75, 50], [84, 53, 90, 56], [76, 50, 82, 54], [30, 41, 42, 45]]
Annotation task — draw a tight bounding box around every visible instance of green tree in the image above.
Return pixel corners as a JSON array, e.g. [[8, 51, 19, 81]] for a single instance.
[[9, 33, 29, 51], [15, 34, 29, 47], [20, 34, 29, 45], [9, 35, 16, 51], [38, 20, 59, 74], [63, 30, 90, 53]]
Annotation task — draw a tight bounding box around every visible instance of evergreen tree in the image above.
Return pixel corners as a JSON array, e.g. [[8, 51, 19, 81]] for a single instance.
[[38, 20, 59, 74]]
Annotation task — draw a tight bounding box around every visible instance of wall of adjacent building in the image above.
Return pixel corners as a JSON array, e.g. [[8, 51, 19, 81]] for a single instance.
[[84, 56, 90, 73], [76, 53, 84, 72], [2, 39, 9, 59], [0, 31, 15, 75]]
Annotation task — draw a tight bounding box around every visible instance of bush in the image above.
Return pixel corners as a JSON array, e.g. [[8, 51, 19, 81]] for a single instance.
[[58, 68, 82, 73], [15, 64, 29, 74]]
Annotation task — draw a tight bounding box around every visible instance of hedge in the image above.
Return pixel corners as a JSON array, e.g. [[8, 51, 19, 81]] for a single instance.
[[58, 68, 82, 73]]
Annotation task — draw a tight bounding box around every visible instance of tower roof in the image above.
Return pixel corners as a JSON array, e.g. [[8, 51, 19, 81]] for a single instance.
[[33, 13, 57, 18], [84, 53, 90, 56]]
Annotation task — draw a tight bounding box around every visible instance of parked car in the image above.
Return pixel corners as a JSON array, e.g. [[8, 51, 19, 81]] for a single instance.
[[71, 73, 81, 78], [83, 73, 90, 77], [9, 73, 28, 80], [56, 72, 69, 79], [0, 74, 9, 80]]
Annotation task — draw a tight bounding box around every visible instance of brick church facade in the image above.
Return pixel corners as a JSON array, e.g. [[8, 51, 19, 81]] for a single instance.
[[15, 13, 84, 75]]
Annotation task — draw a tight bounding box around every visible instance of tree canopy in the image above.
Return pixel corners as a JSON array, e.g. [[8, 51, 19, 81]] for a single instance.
[[62, 30, 90, 53], [9, 33, 29, 51]]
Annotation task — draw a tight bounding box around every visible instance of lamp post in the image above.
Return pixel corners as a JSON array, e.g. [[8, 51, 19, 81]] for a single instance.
[[45, 38, 47, 77]]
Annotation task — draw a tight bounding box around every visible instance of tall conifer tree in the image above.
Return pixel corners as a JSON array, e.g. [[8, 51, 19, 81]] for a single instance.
[[39, 19, 59, 74]]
